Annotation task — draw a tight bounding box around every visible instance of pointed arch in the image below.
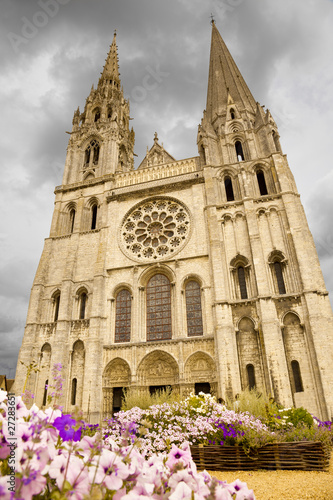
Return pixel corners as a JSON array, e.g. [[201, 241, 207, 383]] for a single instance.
[[83, 138, 100, 169]]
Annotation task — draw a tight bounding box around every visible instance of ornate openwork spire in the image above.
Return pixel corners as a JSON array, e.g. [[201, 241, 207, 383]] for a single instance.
[[100, 31, 120, 85], [206, 22, 256, 122]]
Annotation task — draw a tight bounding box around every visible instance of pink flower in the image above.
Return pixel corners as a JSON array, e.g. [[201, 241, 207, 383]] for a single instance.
[[166, 443, 192, 470], [169, 481, 193, 499], [15, 471, 46, 500], [48, 453, 68, 488], [90, 448, 129, 491], [0, 476, 14, 500]]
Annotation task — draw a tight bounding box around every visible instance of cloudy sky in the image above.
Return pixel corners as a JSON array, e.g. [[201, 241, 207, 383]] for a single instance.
[[1, 0, 333, 379]]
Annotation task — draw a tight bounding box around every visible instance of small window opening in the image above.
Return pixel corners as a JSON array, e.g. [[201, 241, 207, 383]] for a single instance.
[[108, 107, 112, 119], [91, 205, 97, 230], [246, 364, 256, 390], [238, 266, 248, 299], [79, 292, 87, 319], [257, 170, 268, 196], [43, 380, 48, 406], [71, 378, 77, 405], [274, 261, 286, 294], [70, 209, 75, 233], [235, 141, 245, 161], [94, 110, 100, 122], [54, 294, 60, 322], [291, 360, 303, 393], [224, 176, 235, 201], [230, 109, 235, 120]]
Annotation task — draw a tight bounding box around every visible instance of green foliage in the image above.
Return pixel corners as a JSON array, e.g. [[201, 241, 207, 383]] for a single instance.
[[225, 387, 279, 421], [121, 386, 181, 411]]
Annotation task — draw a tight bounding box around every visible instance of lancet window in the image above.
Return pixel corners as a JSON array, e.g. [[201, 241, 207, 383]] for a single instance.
[[84, 140, 100, 169], [185, 280, 203, 337], [115, 289, 131, 343], [146, 274, 172, 341]]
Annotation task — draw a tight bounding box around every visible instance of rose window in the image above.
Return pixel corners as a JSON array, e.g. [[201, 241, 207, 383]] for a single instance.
[[120, 198, 191, 261]]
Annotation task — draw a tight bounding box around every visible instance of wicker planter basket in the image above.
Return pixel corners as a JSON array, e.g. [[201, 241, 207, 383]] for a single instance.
[[190, 442, 330, 471]]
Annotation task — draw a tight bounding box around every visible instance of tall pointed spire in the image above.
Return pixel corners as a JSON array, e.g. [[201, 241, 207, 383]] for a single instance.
[[206, 22, 256, 122], [100, 30, 120, 85]]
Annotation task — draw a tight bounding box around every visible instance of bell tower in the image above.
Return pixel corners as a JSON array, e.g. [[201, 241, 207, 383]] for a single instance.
[[62, 31, 135, 186], [199, 21, 333, 419]]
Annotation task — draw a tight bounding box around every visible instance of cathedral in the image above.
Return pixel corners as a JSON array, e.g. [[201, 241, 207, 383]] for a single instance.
[[14, 22, 333, 423]]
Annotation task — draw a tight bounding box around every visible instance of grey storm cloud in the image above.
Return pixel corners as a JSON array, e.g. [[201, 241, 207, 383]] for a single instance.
[[1, 0, 333, 378]]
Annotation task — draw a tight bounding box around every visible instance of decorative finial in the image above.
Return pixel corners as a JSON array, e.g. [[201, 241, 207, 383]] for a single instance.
[[154, 132, 158, 143], [210, 13, 215, 25], [114, 29, 117, 37]]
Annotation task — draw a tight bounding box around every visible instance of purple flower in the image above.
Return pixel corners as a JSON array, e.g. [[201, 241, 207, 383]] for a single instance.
[[53, 414, 82, 441]]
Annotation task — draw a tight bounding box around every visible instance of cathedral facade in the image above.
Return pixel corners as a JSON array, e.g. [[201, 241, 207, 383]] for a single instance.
[[14, 23, 333, 422]]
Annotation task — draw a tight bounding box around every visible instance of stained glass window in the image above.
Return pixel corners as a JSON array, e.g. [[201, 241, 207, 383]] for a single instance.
[[147, 274, 172, 341], [185, 281, 203, 336], [115, 289, 131, 343]]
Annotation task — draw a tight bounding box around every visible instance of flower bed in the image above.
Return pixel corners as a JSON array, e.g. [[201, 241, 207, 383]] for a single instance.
[[0, 390, 256, 500]]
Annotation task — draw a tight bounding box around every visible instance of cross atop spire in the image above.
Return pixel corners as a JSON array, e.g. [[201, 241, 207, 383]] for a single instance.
[[100, 31, 120, 85], [206, 22, 256, 122]]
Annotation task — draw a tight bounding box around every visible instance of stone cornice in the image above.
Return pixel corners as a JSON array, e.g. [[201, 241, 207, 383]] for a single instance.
[[103, 335, 214, 350]]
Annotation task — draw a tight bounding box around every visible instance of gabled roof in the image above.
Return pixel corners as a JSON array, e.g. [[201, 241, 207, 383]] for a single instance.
[[138, 133, 176, 169]]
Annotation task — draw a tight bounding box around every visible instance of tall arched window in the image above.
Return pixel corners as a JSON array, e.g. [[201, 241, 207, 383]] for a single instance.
[[274, 261, 286, 294], [246, 364, 256, 389], [115, 289, 131, 343], [71, 378, 77, 405], [256, 170, 268, 195], [185, 281, 203, 337], [94, 109, 100, 122], [91, 204, 98, 230], [237, 266, 248, 299], [84, 140, 100, 168], [235, 141, 245, 161], [230, 108, 235, 120], [147, 274, 172, 341], [42, 379, 48, 406], [69, 209, 75, 233], [291, 360, 303, 393], [53, 293, 60, 322], [79, 292, 87, 319], [224, 176, 235, 201]]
